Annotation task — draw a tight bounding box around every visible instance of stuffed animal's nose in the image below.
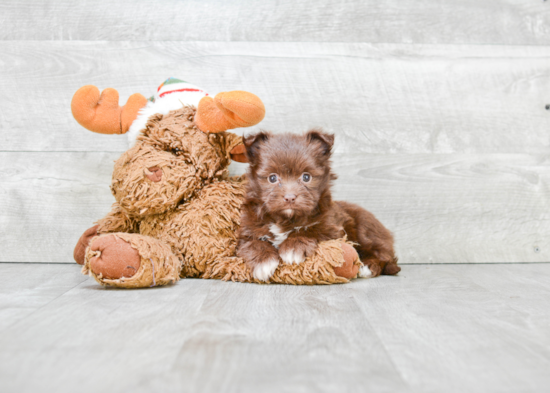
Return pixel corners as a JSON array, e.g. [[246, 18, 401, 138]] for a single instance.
[[145, 166, 162, 182], [284, 194, 296, 203]]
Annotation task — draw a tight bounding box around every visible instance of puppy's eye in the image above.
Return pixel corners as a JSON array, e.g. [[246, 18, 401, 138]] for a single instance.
[[302, 173, 312, 182], [268, 174, 278, 184], [170, 147, 182, 155]]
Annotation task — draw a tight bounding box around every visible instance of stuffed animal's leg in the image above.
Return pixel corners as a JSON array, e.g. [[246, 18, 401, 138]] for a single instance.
[[203, 239, 361, 285], [83, 233, 181, 288], [332, 242, 361, 279]]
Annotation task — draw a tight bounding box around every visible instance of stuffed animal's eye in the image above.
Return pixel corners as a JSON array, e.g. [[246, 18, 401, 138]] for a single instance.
[[302, 173, 311, 182], [171, 147, 181, 155], [268, 174, 278, 184]]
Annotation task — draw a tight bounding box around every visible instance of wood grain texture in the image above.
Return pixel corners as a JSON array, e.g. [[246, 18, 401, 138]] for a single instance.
[[0, 265, 214, 393], [350, 264, 550, 392], [1, 264, 550, 392], [1, 0, 549, 45], [166, 282, 408, 393], [0, 152, 117, 263], [332, 153, 550, 263], [0, 264, 86, 331], [1, 41, 549, 154], [2, 152, 548, 263]]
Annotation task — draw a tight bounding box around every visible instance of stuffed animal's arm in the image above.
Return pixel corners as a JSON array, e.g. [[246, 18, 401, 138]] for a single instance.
[[74, 203, 138, 265], [96, 203, 139, 234]]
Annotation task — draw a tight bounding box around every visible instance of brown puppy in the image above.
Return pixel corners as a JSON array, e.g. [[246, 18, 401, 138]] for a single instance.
[[236, 129, 400, 281]]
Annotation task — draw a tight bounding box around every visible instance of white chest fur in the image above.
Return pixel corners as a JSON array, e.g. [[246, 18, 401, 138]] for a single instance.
[[267, 222, 320, 248], [268, 224, 291, 248]]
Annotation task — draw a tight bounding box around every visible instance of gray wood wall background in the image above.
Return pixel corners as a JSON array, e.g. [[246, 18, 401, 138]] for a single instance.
[[1, 0, 549, 264]]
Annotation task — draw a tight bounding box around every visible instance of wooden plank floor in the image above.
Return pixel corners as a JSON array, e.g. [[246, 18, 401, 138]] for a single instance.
[[1, 263, 550, 393]]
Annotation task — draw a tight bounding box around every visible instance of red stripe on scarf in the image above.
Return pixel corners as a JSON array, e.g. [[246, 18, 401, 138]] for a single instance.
[[159, 88, 204, 98]]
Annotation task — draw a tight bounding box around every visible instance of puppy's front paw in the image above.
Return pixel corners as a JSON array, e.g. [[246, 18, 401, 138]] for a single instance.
[[279, 248, 306, 265], [252, 258, 279, 281], [237, 239, 280, 282], [279, 237, 317, 265], [280, 249, 305, 265]]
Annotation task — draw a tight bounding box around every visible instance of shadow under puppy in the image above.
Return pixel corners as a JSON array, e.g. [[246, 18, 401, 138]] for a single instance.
[[237, 129, 401, 281]]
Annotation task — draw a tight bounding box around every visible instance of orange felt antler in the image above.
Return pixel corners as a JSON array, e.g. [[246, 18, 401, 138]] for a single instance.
[[195, 91, 265, 133], [71, 85, 148, 134]]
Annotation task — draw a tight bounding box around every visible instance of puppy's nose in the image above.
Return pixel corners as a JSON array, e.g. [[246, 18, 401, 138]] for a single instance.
[[284, 194, 296, 203], [145, 166, 162, 182]]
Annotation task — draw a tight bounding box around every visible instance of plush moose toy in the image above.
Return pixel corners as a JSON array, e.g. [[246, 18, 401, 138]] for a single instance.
[[71, 78, 361, 288]]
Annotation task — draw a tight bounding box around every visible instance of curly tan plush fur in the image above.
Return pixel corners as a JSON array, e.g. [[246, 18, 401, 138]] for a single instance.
[[83, 233, 181, 288], [203, 239, 360, 285], [75, 106, 360, 288]]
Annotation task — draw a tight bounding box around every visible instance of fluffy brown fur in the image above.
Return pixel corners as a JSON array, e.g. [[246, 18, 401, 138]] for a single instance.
[[237, 129, 400, 281]]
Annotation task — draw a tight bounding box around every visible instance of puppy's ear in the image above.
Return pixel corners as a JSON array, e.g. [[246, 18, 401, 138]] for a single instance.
[[306, 129, 334, 156], [243, 131, 270, 164]]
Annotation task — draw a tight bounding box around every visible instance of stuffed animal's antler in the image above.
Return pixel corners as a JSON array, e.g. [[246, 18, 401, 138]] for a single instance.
[[71, 85, 148, 134], [195, 91, 265, 133]]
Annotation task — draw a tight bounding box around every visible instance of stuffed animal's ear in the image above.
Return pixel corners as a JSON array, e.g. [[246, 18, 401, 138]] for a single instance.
[[220, 132, 249, 163], [306, 129, 334, 157], [243, 131, 270, 164], [229, 144, 248, 163]]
